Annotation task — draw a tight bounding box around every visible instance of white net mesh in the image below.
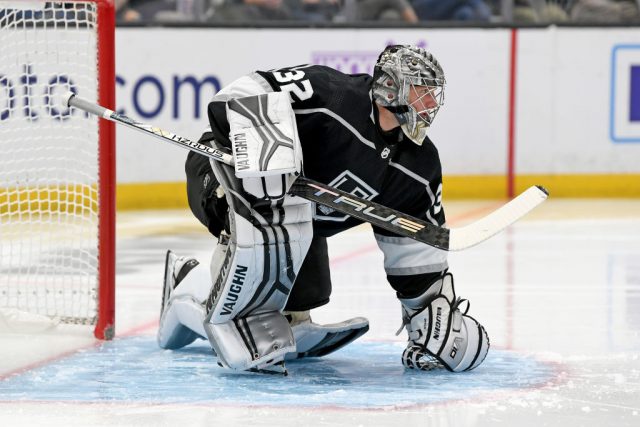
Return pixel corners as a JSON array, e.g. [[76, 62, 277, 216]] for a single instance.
[[0, 1, 101, 325]]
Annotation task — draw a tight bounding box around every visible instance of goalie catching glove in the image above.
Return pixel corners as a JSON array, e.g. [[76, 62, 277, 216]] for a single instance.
[[398, 273, 489, 372]]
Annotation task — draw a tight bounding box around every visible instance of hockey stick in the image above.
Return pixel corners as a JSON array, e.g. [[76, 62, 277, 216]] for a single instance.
[[65, 92, 548, 251]]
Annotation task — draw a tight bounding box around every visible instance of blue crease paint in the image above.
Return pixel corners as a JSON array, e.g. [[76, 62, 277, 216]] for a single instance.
[[0, 338, 557, 408]]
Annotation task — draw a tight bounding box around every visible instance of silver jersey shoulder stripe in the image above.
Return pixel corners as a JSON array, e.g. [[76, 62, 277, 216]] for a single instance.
[[292, 108, 438, 196], [388, 160, 431, 188], [388, 160, 440, 226], [293, 107, 376, 150]]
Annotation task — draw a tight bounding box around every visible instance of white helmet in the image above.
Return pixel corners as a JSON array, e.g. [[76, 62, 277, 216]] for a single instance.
[[372, 45, 446, 145]]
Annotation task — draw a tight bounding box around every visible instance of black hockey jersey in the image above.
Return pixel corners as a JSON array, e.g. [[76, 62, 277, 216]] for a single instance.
[[195, 64, 449, 288]]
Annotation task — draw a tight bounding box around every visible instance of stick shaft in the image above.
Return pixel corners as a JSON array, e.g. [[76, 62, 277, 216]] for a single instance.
[[66, 93, 234, 166], [65, 92, 547, 251]]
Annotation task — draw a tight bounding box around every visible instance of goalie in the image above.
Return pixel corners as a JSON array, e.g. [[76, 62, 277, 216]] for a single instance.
[[157, 45, 489, 373]]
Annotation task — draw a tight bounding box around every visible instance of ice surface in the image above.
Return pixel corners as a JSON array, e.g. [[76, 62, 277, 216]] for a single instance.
[[0, 338, 558, 407], [1, 200, 639, 426]]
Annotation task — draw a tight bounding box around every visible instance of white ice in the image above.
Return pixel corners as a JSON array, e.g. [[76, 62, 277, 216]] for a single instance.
[[1, 199, 639, 426]]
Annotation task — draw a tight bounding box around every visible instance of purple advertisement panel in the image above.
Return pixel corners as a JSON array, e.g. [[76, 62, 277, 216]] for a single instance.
[[630, 65, 640, 122]]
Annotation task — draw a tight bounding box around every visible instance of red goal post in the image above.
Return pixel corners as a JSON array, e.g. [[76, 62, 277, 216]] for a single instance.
[[95, 0, 116, 341], [0, 0, 115, 339]]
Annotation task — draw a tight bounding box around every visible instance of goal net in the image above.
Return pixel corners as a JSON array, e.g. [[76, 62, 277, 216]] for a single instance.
[[0, 1, 115, 339]]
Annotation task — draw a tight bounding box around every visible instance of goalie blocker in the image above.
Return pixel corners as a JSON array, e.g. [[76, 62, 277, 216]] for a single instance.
[[399, 273, 489, 372]]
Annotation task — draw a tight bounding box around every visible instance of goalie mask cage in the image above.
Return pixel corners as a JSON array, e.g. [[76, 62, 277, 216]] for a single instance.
[[0, 1, 115, 339]]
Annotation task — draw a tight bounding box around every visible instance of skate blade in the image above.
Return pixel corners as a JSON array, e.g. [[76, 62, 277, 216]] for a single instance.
[[249, 361, 288, 376]]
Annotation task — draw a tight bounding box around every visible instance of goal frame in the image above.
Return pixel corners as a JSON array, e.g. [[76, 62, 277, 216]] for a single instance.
[[0, 0, 117, 339], [93, 0, 116, 340]]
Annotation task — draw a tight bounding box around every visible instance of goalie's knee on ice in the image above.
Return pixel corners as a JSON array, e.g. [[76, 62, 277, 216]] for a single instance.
[[204, 311, 295, 371]]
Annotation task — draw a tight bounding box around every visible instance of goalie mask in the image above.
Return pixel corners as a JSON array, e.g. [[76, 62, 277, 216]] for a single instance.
[[372, 45, 446, 145]]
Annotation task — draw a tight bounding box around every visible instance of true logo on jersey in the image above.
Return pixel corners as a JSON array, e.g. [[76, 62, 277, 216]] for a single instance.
[[381, 147, 391, 159], [314, 171, 379, 222]]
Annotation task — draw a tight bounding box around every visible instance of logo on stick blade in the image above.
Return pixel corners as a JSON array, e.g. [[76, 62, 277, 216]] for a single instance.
[[308, 181, 425, 234]]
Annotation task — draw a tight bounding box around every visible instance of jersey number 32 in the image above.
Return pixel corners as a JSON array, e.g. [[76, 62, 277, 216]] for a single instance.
[[271, 68, 314, 103]]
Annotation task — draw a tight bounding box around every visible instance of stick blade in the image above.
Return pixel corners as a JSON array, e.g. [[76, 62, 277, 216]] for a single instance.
[[448, 186, 548, 251]]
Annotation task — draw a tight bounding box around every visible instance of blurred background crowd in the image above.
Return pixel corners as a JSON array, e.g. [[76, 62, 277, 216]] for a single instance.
[[115, 0, 640, 24]]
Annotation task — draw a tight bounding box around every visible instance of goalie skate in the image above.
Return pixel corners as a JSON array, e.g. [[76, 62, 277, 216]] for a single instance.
[[158, 250, 202, 350]]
